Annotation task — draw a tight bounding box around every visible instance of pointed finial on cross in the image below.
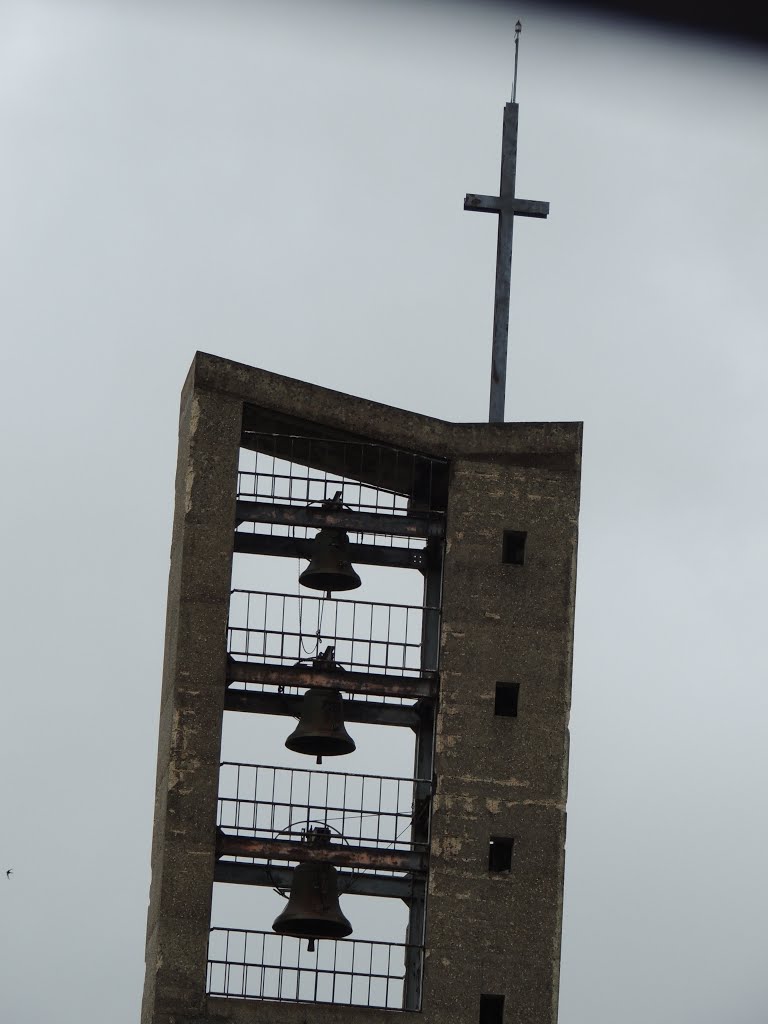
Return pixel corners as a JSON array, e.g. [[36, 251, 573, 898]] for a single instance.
[[512, 20, 522, 102], [464, 20, 550, 422]]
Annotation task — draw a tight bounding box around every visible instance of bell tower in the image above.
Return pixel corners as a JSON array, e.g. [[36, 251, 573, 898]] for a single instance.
[[143, 29, 582, 1024], [142, 353, 581, 1024]]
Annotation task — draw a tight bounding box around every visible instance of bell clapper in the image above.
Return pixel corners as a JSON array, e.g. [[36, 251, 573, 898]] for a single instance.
[[308, 939, 315, 953], [316, 755, 322, 765]]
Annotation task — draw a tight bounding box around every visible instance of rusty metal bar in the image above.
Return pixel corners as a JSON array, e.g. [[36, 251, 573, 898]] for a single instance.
[[234, 500, 444, 539], [224, 688, 421, 727], [226, 658, 436, 700], [233, 531, 425, 570], [216, 832, 427, 874], [214, 861, 422, 900]]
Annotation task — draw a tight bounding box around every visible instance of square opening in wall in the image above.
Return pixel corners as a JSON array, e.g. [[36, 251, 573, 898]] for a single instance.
[[494, 682, 519, 717], [488, 836, 514, 873], [501, 530, 526, 565], [479, 993, 505, 1024]]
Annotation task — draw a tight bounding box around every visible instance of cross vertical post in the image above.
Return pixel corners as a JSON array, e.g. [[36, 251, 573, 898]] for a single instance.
[[465, 102, 550, 422], [491, 102, 519, 423]]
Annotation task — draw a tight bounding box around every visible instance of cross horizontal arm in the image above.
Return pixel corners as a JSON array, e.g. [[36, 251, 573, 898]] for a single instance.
[[464, 193, 550, 218]]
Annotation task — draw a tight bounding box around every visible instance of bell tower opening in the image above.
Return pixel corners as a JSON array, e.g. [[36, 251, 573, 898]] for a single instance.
[[488, 836, 515, 873], [494, 682, 520, 717], [480, 993, 506, 1023], [501, 529, 527, 566], [200, 413, 447, 1009]]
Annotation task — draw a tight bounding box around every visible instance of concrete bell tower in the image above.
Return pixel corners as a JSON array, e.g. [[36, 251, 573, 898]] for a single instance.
[[142, 354, 581, 1024]]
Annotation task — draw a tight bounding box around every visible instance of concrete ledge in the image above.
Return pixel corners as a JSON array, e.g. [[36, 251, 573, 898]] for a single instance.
[[191, 351, 582, 462]]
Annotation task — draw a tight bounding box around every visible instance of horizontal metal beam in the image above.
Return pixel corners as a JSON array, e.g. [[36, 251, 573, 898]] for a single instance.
[[224, 688, 421, 728], [227, 659, 437, 701], [233, 531, 425, 570], [234, 500, 444, 540], [214, 861, 423, 901], [216, 833, 427, 875]]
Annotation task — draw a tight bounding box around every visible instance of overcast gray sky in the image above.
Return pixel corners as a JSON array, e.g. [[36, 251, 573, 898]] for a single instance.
[[1, 1, 767, 1021]]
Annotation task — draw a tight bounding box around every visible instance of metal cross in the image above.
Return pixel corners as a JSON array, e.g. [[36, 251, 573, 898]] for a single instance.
[[465, 101, 550, 422]]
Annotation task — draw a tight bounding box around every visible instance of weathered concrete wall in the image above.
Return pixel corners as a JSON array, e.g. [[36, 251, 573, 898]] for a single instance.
[[142, 352, 581, 1024], [422, 451, 580, 1024], [142, 369, 242, 1024]]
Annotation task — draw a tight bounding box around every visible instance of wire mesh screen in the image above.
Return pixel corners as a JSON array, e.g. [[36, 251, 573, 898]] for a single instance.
[[218, 763, 429, 853], [207, 929, 420, 1009], [228, 590, 436, 678], [236, 432, 447, 549]]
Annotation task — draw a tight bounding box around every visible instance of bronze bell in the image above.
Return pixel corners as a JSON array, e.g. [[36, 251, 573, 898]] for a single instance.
[[285, 687, 356, 761], [299, 527, 361, 595], [272, 829, 352, 942]]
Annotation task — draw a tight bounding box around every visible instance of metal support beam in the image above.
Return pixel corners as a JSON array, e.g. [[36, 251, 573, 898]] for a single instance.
[[224, 687, 421, 727], [420, 538, 443, 676], [233, 530, 425, 570], [227, 658, 437, 701], [214, 861, 424, 901], [234, 500, 444, 540], [216, 832, 427, 875], [404, 536, 442, 1010]]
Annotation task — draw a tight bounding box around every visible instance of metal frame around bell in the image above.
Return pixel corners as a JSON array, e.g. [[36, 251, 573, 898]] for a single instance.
[[218, 425, 446, 1012]]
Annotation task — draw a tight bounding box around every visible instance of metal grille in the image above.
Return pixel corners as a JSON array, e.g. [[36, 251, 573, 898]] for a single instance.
[[218, 763, 429, 853], [228, 590, 436, 678], [236, 432, 447, 549], [207, 929, 419, 1010]]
